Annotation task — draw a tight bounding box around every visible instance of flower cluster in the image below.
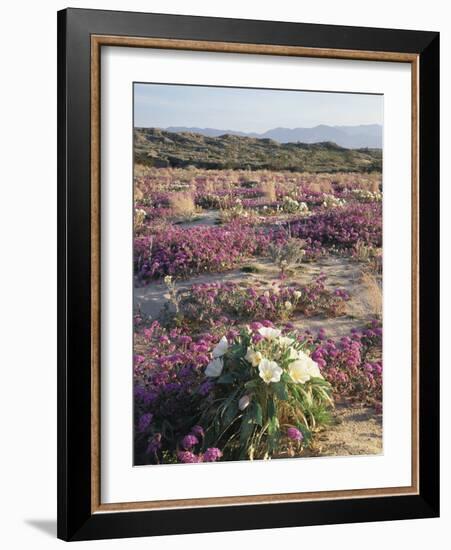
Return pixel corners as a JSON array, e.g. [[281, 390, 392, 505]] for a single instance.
[[176, 276, 349, 327], [322, 194, 347, 209], [176, 426, 223, 463], [135, 221, 273, 281], [290, 203, 382, 250], [311, 321, 383, 406], [281, 196, 309, 214], [200, 324, 333, 460], [205, 327, 323, 386], [133, 320, 224, 464], [350, 188, 382, 202]]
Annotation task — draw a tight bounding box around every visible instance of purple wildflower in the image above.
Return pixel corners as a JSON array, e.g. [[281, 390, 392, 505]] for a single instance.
[[190, 425, 205, 439], [137, 412, 153, 432], [287, 427, 303, 441], [203, 448, 223, 462], [181, 434, 199, 450], [177, 451, 200, 464], [146, 433, 162, 455]]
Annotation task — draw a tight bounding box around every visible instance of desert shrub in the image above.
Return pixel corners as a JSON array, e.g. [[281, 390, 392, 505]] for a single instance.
[[268, 237, 306, 276], [199, 325, 333, 460], [218, 198, 259, 224], [352, 239, 377, 263]]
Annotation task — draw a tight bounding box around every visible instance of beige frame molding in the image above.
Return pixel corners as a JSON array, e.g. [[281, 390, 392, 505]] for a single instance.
[[90, 35, 419, 514]]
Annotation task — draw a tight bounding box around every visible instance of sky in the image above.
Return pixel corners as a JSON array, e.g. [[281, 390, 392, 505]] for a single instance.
[[134, 83, 383, 132]]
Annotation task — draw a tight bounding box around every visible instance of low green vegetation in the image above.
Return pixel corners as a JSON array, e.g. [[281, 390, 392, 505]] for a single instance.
[[134, 128, 382, 172]]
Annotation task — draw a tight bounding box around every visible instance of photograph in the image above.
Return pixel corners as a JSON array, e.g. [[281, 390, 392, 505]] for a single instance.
[[132, 83, 384, 466]]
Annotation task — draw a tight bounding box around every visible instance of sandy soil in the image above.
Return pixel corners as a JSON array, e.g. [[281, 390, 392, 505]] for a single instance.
[[134, 255, 377, 340], [303, 402, 383, 457], [174, 210, 220, 228]]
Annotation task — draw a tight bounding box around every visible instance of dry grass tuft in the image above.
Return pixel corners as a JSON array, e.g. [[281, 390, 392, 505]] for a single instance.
[[168, 191, 195, 218], [260, 180, 277, 202], [134, 186, 144, 203], [307, 180, 334, 194], [369, 180, 381, 193], [308, 182, 322, 194], [360, 272, 383, 319]]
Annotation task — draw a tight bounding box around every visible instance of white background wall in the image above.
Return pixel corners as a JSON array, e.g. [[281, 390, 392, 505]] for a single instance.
[[0, 0, 448, 547]]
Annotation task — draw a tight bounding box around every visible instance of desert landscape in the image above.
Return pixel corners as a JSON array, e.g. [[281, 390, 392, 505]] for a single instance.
[[133, 125, 383, 466]]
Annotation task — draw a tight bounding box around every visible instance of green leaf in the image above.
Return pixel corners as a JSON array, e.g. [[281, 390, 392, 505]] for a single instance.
[[273, 381, 289, 401], [249, 402, 263, 426], [223, 399, 239, 425], [217, 373, 234, 384], [267, 396, 276, 419], [244, 379, 259, 390], [240, 414, 254, 444], [267, 415, 280, 437], [281, 372, 292, 384]]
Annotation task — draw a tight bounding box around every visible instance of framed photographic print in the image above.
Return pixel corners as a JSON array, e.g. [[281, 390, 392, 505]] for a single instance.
[[57, 8, 440, 541]]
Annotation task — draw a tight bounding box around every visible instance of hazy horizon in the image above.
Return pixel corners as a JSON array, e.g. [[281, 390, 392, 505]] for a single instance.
[[134, 83, 383, 133]]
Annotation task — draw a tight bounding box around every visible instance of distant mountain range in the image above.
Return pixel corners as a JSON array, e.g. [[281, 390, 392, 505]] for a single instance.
[[165, 124, 382, 149]]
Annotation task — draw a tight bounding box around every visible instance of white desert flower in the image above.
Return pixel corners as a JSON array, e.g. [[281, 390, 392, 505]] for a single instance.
[[288, 360, 311, 384], [258, 327, 282, 340], [238, 395, 251, 411], [278, 336, 295, 348], [258, 359, 283, 384], [293, 290, 302, 299], [245, 348, 263, 367], [285, 301, 293, 310], [205, 357, 224, 378], [212, 336, 229, 358], [305, 358, 323, 379], [288, 351, 322, 384]]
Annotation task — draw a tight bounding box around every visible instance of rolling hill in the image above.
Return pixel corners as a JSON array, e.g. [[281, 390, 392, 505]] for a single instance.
[[134, 128, 382, 173]]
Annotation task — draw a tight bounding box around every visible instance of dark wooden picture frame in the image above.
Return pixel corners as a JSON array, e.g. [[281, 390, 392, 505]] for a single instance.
[[57, 7, 439, 541]]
